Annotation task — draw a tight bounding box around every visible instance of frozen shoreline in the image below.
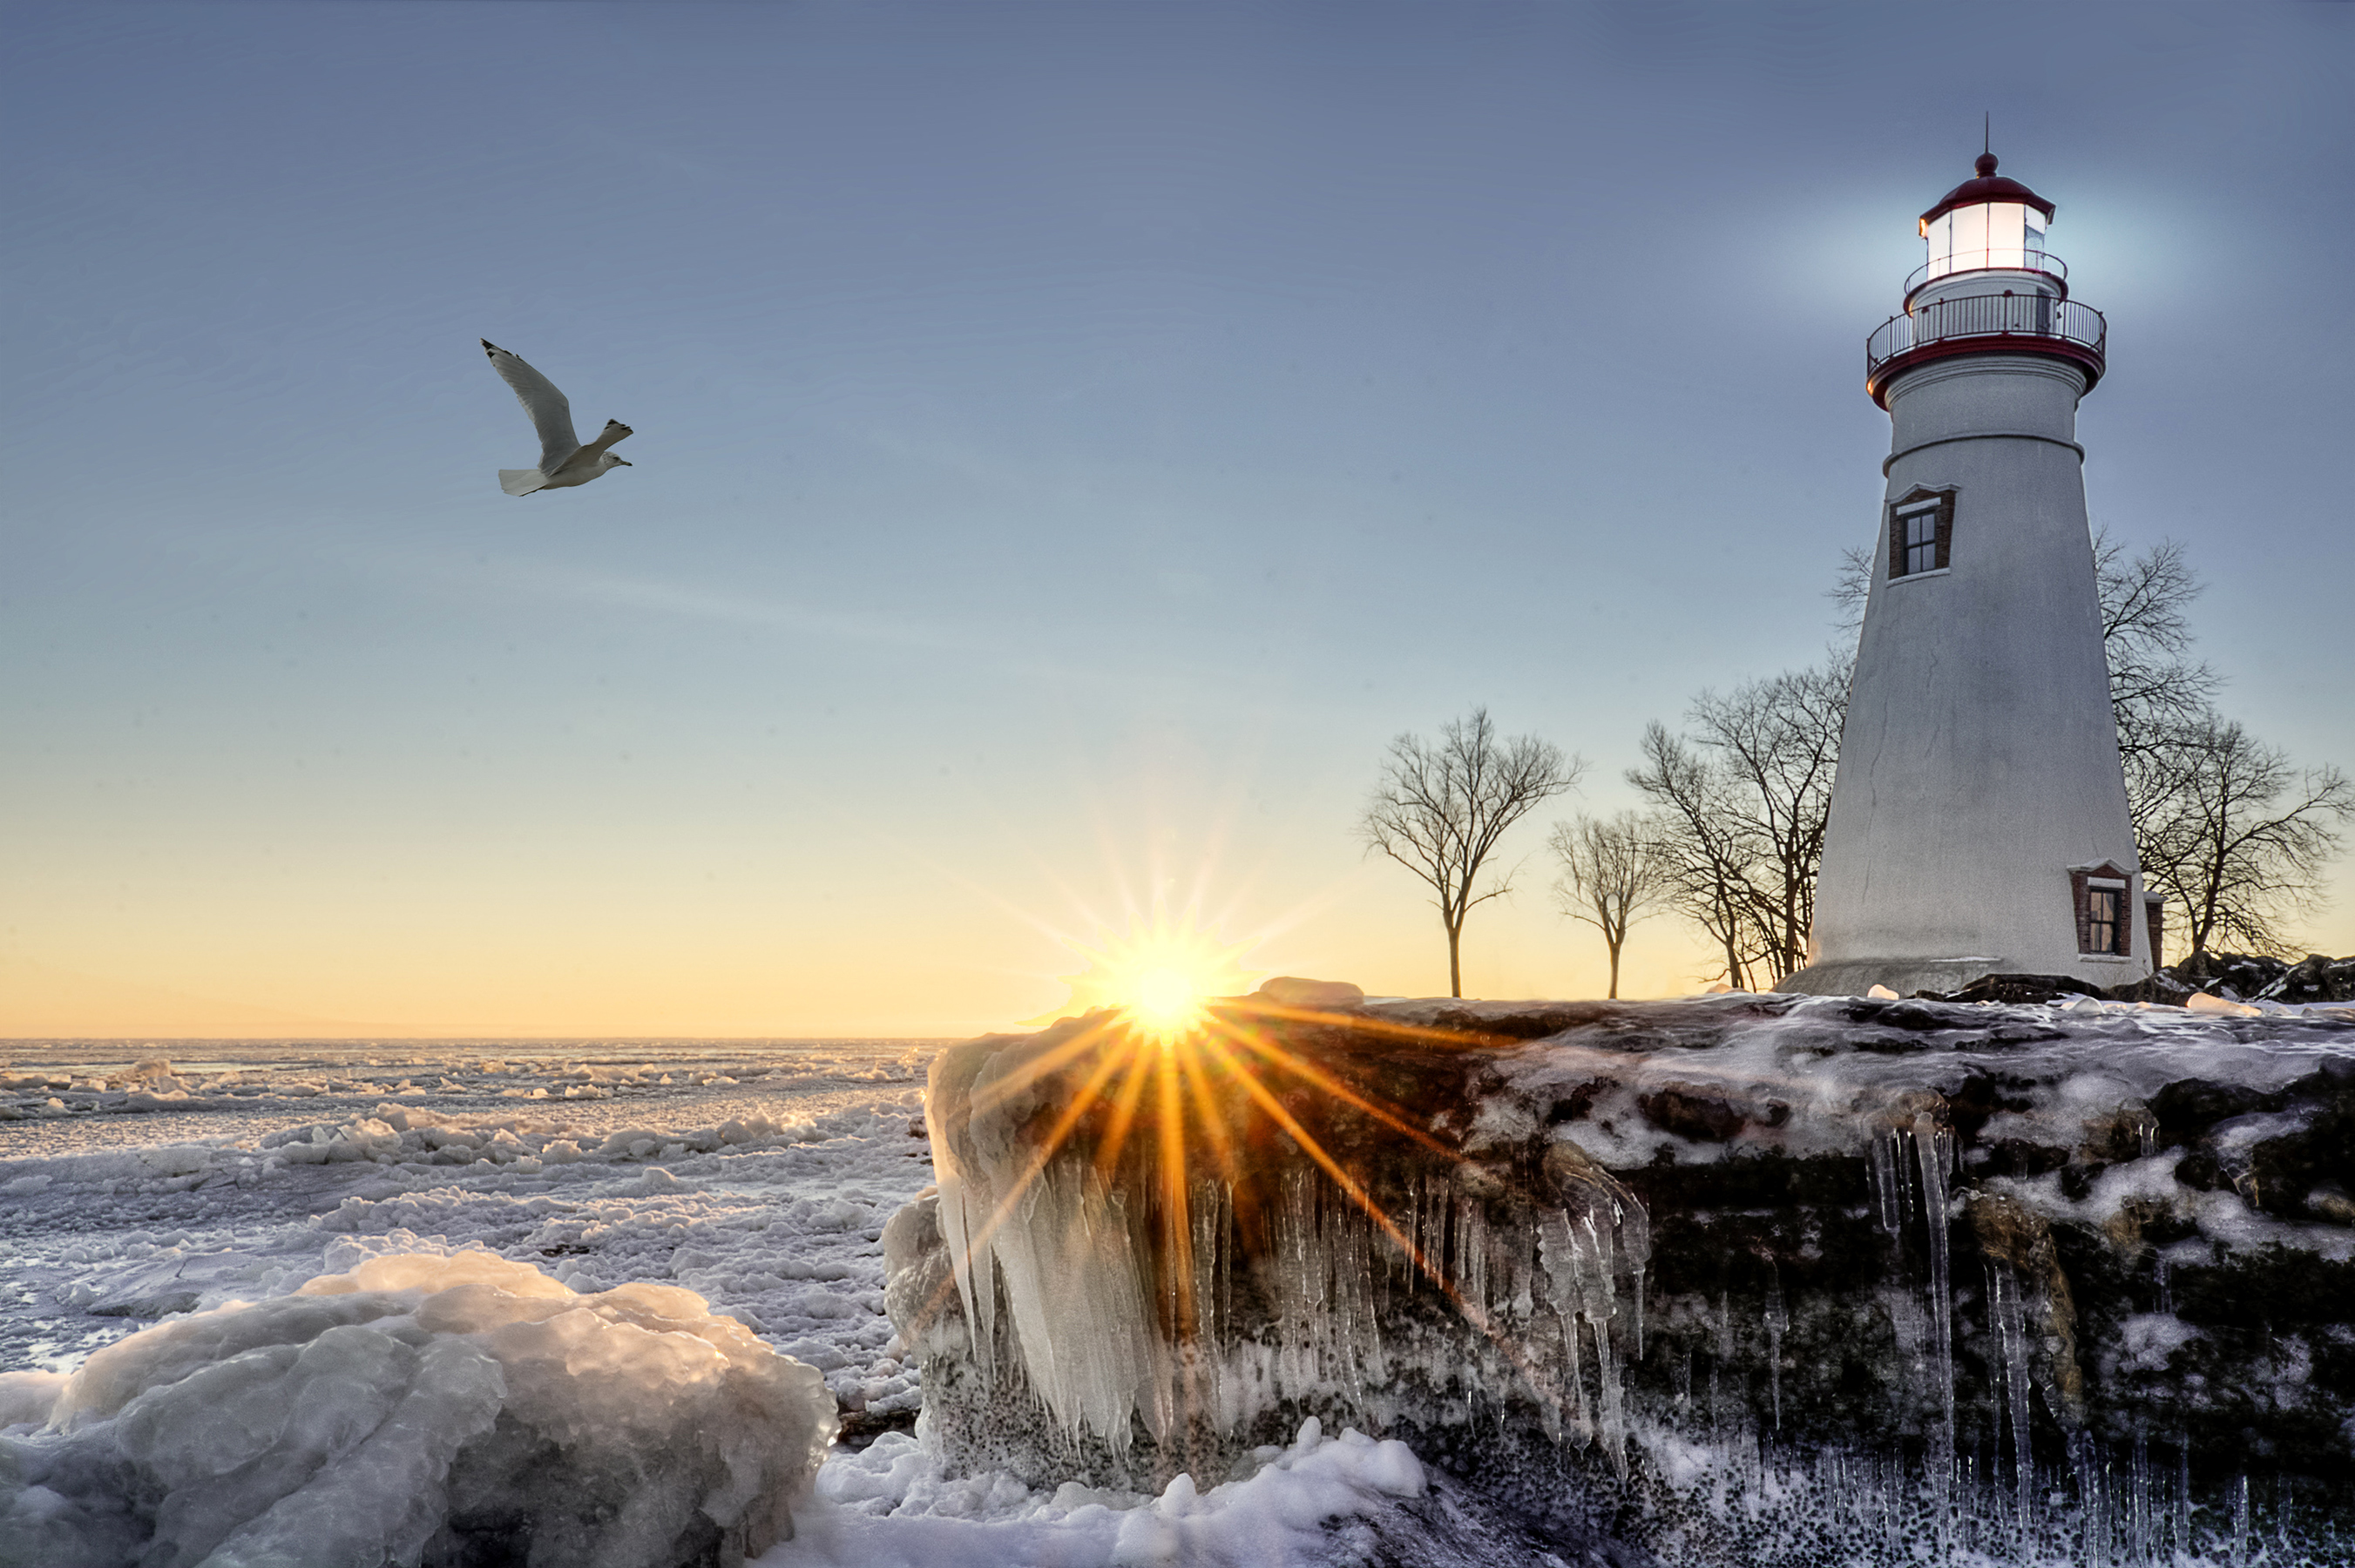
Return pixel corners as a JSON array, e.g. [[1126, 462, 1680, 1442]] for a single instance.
[[1, 1037, 1442, 1567]]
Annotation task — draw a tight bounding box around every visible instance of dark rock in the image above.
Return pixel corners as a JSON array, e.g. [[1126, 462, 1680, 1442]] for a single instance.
[[2174, 950, 2290, 1000], [2150, 1077, 2282, 1143], [1638, 1085, 1753, 1142], [2104, 970, 2197, 1004], [2271, 953, 2355, 1004], [2103, 950, 2355, 1005], [1939, 972, 2106, 1004], [2174, 1150, 2226, 1191]]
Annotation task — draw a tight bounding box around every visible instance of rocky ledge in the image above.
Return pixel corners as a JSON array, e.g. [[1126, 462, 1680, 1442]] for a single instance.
[[885, 991, 2355, 1565]]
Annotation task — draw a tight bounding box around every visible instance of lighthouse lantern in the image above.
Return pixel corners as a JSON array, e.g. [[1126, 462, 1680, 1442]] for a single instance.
[[1921, 199, 2047, 281], [1908, 152, 2064, 298]]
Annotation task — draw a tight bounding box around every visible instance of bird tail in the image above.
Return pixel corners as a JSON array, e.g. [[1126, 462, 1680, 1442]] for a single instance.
[[499, 469, 548, 497]]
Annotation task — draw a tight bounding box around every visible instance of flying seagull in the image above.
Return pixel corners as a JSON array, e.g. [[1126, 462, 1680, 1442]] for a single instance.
[[480, 339, 633, 496]]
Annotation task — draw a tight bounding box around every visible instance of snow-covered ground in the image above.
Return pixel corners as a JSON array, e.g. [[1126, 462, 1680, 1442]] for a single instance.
[[0, 1040, 1436, 1567]]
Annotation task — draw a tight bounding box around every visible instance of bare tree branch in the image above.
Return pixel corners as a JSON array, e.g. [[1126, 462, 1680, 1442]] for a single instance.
[[1628, 657, 1850, 989], [2135, 713, 2353, 958], [1828, 545, 1873, 637], [1549, 811, 1675, 998], [2095, 528, 2221, 776], [1360, 707, 1583, 997]]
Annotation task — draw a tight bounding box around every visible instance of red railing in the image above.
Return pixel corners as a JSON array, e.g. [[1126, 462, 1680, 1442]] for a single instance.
[[1865, 293, 2106, 400]]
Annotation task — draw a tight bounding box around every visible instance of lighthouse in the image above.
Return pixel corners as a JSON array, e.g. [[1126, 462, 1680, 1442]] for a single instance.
[[1782, 153, 2155, 998]]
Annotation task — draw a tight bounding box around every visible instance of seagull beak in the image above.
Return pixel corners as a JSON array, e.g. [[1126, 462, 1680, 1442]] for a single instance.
[[613, 457, 633, 466]]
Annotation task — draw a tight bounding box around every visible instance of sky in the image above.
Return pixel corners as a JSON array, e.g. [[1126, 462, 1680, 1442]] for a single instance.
[[3, 2, 2352, 1038]]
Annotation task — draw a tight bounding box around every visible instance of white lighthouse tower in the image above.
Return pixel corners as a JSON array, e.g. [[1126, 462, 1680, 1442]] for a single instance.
[[1782, 152, 2155, 998]]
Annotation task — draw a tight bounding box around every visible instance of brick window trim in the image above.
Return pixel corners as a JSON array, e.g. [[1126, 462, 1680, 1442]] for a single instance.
[[1888, 486, 1956, 579], [2070, 862, 2135, 956]]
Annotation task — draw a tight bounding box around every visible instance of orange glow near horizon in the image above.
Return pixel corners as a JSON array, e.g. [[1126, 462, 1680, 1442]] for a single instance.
[[1024, 909, 1263, 1041]]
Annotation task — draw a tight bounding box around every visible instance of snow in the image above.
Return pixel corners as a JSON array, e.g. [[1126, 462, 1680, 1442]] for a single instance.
[[2, 1249, 833, 1567], [766, 1418, 1426, 1568], [1468, 990, 2355, 1185]]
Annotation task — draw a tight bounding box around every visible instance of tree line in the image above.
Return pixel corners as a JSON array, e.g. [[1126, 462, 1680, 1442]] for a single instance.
[[1362, 536, 2352, 997]]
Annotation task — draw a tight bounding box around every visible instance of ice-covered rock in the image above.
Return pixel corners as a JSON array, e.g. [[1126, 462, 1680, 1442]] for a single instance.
[[0, 1251, 834, 1568], [890, 993, 2355, 1563], [1250, 977, 1368, 1010]]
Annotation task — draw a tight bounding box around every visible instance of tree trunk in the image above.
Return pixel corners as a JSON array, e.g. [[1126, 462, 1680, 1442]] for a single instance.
[[1447, 924, 1463, 998], [1607, 942, 1621, 1001]]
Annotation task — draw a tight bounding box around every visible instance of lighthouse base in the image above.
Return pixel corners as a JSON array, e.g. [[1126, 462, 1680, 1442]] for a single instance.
[[1774, 956, 2010, 998]]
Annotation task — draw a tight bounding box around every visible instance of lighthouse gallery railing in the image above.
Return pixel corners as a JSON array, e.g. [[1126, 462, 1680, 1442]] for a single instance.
[[1866, 293, 2106, 381]]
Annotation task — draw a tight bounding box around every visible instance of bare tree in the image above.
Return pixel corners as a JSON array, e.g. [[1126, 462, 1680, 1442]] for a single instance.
[[1626, 722, 1774, 990], [2094, 531, 2220, 779], [1687, 660, 1849, 981], [1548, 812, 1675, 999], [1829, 544, 1873, 638], [1361, 707, 1582, 998], [1628, 658, 1850, 988], [2133, 714, 2353, 957]]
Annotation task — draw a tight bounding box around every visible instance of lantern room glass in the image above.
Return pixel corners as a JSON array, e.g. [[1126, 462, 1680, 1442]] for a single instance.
[[1919, 201, 2047, 284]]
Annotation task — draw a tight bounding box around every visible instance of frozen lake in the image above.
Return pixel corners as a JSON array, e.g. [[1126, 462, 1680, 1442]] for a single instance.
[[0, 1040, 937, 1391]]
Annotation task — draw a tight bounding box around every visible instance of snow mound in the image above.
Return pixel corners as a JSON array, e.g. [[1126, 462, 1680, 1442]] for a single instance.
[[1, 1251, 835, 1568], [775, 1416, 1426, 1568]]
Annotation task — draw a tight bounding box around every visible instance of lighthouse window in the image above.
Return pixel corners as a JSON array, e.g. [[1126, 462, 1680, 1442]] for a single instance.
[[1886, 489, 1954, 579], [2071, 863, 2135, 956], [1904, 510, 1938, 574], [2087, 887, 2123, 954]]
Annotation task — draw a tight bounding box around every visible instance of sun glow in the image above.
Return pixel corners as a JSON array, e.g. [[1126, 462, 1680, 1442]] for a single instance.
[[1027, 911, 1262, 1038]]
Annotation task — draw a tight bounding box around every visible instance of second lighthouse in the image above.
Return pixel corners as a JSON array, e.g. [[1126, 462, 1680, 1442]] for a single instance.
[[1782, 153, 2155, 998]]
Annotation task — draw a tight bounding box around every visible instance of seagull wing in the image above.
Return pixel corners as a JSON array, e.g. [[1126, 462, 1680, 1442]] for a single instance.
[[481, 340, 579, 472], [577, 418, 633, 459]]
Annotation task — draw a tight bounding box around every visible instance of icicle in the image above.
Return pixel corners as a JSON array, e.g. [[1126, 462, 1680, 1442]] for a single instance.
[[2231, 1473, 2251, 1567], [1589, 1309, 1627, 1477], [1987, 1260, 2035, 1532], [1763, 1267, 1787, 1434], [1870, 1129, 1903, 1236], [2073, 1429, 2112, 1568], [2129, 1431, 2152, 1565], [1534, 1157, 1648, 1477], [1619, 1189, 1651, 1362], [2175, 1443, 2194, 1564], [1913, 1112, 1958, 1510]]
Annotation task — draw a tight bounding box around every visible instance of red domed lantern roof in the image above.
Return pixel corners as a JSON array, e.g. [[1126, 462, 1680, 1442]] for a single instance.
[[1919, 153, 2055, 228]]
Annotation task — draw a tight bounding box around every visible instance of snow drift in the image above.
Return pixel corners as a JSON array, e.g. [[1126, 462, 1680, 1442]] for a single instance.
[[0, 1250, 835, 1568]]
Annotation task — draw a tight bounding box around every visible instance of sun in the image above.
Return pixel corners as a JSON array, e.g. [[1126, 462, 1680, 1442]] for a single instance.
[[1027, 911, 1263, 1038]]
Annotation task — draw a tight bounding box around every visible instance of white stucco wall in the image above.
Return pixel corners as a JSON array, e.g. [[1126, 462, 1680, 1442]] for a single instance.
[[1787, 349, 2152, 995]]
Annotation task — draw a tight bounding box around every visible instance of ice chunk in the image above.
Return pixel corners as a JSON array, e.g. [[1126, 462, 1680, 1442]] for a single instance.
[[0, 1370, 65, 1429], [3, 1251, 834, 1568]]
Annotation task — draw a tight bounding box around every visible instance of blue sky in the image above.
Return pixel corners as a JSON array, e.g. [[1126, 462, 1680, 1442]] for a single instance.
[[4, 3, 2351, 1034]]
